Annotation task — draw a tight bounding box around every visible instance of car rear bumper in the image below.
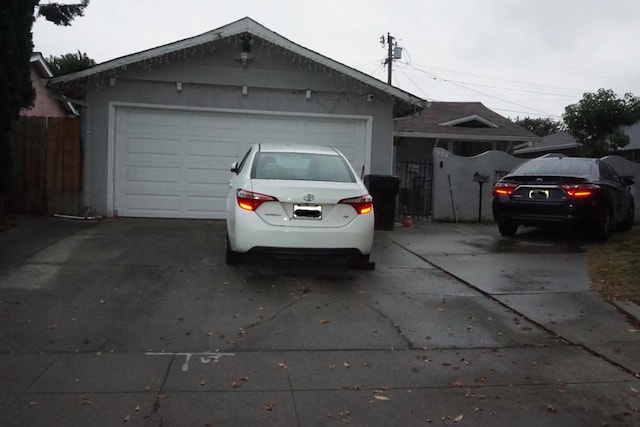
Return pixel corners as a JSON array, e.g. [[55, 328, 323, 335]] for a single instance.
[[246, 246, 364, 259], [492, 198, 602, 227], [229, 209, 374, 255]]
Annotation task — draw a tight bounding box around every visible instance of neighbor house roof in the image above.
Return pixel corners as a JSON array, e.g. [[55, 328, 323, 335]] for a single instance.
[[31, 52, 79, 116], [49, 17, 427, 117], [513, 131, 578, 155], [394, 102, 539, 142]]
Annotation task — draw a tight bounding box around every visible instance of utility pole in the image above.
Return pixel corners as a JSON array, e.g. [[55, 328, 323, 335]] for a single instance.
[[381, 33, 402, 85]]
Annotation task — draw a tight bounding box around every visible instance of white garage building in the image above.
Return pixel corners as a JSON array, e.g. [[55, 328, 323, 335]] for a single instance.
[[51, 17, 426, 219]]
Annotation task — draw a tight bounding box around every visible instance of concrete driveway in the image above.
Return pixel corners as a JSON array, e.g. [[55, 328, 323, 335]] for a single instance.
[[0, 217, 639, 426]]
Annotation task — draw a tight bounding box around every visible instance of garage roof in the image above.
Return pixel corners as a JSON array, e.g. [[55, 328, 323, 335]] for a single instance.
[[50, 17, 427, 117]]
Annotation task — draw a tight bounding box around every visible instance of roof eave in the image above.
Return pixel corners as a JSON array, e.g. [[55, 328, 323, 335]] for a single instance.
[[394, 131, 540, 142], [49, 17, 427, 112]]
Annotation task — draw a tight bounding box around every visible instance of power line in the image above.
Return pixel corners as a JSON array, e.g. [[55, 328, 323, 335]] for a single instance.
[[400, 63, 560, 117]]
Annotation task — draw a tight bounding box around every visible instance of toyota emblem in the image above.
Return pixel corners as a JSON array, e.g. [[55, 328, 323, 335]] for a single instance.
[[303, 193, 315, 202]]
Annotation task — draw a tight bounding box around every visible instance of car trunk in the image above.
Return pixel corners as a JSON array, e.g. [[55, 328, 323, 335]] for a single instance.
[[250, 179, 366, 228]]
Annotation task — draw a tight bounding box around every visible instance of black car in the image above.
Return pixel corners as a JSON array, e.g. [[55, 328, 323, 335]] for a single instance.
[[492, 155, 635, 240]]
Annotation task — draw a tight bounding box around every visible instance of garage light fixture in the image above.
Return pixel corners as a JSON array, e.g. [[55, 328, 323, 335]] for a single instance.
[[176, 82, 183, 92], [235, 51, 254, 66], [305, 89, 312, 100], [242, 86, 248, 96]]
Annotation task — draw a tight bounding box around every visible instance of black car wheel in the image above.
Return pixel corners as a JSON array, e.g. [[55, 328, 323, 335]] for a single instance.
[[225, 234, 244, 265], [619, 202, 635, 231], [593, 210, 612, 241], [497, 221, 518, 236]]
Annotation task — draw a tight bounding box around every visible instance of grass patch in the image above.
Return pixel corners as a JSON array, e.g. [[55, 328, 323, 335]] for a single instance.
[[587, 227, 640, 304]]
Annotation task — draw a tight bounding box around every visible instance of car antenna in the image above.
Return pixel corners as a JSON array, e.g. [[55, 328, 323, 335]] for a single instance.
[[361, 165, 365, 179]]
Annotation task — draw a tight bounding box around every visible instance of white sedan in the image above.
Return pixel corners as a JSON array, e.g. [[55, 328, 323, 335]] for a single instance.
[[226, 143, 375, 267]]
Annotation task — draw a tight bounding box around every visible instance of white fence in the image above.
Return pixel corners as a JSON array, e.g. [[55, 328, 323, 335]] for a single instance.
[[431, 147, 640, 222]]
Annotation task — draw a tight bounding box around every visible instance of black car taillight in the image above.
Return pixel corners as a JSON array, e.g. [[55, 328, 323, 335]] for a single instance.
[[493, 182, 518, 196], [560, 183, 600, 198]]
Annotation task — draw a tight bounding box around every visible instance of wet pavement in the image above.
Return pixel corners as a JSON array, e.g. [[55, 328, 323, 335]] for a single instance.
[[0, 217, 639, 426]]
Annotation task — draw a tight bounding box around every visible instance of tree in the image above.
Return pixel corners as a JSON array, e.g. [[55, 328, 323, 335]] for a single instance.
[[0, 1, 90, 132], [47, 51, 95, 76], [512, 116, 565, 137], [563, 89, 640, 157], [1, 1, 90, 213], [37, 0, 89, 26]]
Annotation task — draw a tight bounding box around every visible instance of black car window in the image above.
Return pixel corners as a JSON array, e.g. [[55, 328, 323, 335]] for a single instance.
[[510, 158, 594, 178], [599, 162, 621, 185]]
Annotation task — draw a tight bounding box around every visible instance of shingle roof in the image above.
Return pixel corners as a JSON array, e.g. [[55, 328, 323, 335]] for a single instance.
[[394, 102, 539, 142], [49, 17, 427, 116], [514, 131, 578, 154]]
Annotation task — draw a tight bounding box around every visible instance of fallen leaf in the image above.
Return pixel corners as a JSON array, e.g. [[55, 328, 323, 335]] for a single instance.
[[278, 362, 288, 368], [344, 362, 350, 368], [100, 299, 106, 304], [437, 308, 447, 312], [631, 387, 639, 394], [546, 404, 558, 413], [200, 380, 206, 386], [231, 381, 240, 389], [374, 395, 390, 401], [240, 376, 249, 382], [123, 414, 130, 422], [264, 403, 277, 411], [454, 414, 464, 422], [319, 319, 330, 324], [135, 405, 141, 412]]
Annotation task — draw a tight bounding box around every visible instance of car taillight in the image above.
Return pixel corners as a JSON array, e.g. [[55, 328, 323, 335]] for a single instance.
[[236, 189, 278, 211], [493, 182, 518, 196], [339, 195, 373, 215], [561, 184, 600, 198]]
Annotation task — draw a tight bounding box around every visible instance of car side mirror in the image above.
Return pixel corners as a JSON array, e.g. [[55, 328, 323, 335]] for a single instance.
[[622, 177, 635, 187], [230, 162, 239, 174]]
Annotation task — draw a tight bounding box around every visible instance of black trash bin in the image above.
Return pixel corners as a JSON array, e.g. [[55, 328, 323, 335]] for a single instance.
[[363, 175, 400, 230]]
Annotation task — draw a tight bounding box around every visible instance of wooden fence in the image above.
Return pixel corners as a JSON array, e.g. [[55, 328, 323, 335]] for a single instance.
[[3, 117, 82, 215]]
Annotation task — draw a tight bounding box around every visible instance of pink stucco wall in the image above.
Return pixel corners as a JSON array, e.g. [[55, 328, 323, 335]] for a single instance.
[[21, 68, 68, 117]]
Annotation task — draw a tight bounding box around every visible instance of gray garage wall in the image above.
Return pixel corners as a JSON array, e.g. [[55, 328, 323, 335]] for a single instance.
[[80, 42, 395, 216], [432, 147, 640, 222]]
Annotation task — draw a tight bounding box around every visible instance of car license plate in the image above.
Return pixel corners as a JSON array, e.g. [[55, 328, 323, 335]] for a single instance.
[[293, 204, 322, 220], [529, 189, 549, 199]]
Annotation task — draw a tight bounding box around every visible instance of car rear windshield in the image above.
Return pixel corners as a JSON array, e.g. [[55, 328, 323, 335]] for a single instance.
[[252, 152, 356, 182], [510, 158, 595, 178]]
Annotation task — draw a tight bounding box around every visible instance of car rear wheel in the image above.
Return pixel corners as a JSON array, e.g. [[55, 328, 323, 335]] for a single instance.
[[497, 221, 518, 236], [619, 203, 635, 231], [347, 254, 375, 270], [225, 234, 244, 265], [593, 210, 612, 241]]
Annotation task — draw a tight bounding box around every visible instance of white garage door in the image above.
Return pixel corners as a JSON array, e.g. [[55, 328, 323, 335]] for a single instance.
[[113, 106, 370, 219]]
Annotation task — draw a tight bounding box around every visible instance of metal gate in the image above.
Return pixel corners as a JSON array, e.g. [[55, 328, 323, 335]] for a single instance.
[[397, 161, 433, 219]]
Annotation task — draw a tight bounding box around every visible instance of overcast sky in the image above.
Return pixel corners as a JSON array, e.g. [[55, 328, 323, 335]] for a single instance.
[[32, 0, 640, 120]]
